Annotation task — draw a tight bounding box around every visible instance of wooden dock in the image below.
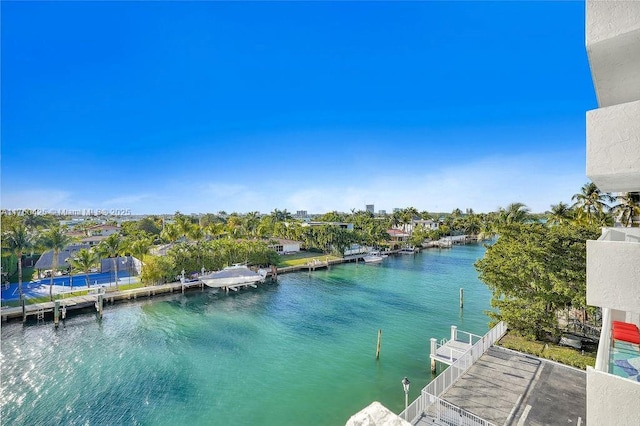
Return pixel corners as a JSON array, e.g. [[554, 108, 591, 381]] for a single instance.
[[1, 250, 406, 324], [1, 280, 207, 323]]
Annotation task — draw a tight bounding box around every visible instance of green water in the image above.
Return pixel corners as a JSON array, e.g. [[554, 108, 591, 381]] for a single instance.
[[1, 245, 492, 425]]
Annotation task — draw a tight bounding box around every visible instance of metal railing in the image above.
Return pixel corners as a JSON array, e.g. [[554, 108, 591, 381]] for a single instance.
[[425, 395, 497, 426], [401, 321, 507, 424], [433, 341, 469, 363]]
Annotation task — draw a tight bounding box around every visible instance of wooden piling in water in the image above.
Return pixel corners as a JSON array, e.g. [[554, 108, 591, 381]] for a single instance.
[[96, 294, 103, 319], [54, 300, 60, 328], [376, 329, 382, 359], [459, 288, 464, 309]]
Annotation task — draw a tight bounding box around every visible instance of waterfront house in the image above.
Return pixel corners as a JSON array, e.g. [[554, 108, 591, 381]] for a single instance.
[[584, 1, 640, 423], [267, 238, 301, 254]]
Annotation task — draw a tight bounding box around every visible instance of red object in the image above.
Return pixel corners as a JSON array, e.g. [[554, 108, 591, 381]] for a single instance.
[[613, 328, 640, 345], [612, 321, 639, 332]]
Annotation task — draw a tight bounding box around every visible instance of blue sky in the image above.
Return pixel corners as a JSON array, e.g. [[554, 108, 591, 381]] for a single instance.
[[1, 1, 596, 215]]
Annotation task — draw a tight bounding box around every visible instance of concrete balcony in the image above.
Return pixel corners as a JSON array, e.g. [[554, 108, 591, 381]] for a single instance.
[[587, 228, 640, 313], [586, 0, 640, 107], [587, 367, 640, 424], [587, 307, 640, 425], [586, 100, 640, 192]]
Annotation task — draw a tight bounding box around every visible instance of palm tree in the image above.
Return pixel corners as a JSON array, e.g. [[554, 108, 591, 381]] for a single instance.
[[612, 192, 640, 227], [496, 202, 530, 227], [547, 202, 574, 226], [68, 248, 99, 288], [571, 182, 614, 225], [160, 223, 181, 243], [97, 233, 124, 290], [125, 236, 152, 279], [2, 223, 36, 302], [40, 226, 73, 301]]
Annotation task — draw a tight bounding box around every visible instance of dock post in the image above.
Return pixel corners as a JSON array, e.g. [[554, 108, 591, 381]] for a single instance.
[[451, 325, 457, 342], [430, 338, 437, 373], [21, 298, 26, 323], [97, 294, 103, 319], [54, 300, 60, 328], [376, 329, 382, 359], [459, 288, 464, 309]]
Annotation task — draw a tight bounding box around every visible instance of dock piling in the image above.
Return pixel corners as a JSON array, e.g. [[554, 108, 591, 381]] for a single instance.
[[430, 338, 437, 373], [460, 288, 464, 309], [96, 294, 103, 319], [54, 300, 60, 328], [376, 329, 382, 359]]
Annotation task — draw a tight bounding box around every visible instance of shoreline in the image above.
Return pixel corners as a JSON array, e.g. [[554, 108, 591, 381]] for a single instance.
[[0, 254, 365, 324]]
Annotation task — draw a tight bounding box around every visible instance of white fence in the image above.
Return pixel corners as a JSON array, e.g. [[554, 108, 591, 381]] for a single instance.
[[400, 321, 507, 425]]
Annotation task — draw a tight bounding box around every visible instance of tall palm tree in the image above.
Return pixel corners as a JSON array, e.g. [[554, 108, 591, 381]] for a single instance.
[[125, 236, 152, 279], [40, 226, 73, 301], [160, 223, 181, 243], [612, 192, 640, 227], [97, 233, 124, 290], [68, 248, 99, 288], [547, 202, 574, 226], [496, 202, 530, 227], [571, 182, 614, 225], [2, 223, 36, 302]]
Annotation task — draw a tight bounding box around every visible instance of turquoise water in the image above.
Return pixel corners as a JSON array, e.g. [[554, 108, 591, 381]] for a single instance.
[[1, 245, 492, 425]]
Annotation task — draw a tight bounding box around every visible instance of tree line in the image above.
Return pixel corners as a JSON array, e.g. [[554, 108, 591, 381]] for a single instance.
[[2, 182, 638, 305]]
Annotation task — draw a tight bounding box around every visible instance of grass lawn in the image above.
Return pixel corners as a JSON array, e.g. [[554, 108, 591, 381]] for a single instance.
[[497, 331, 596, 370], [276, 251, 342, 267]]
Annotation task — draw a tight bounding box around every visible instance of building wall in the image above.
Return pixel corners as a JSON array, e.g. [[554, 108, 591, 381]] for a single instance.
[[585, 1, 640, 424], [586, 368, 640, 425]]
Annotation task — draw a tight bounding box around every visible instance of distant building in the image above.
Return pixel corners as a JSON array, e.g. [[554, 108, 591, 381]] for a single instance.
[[378, 210, 387, 215], [393, 208, 401, 213], [87, 224, 120, 237], [365, 204, 374, 214], [303, 221, 354, 230], [295, 210, 308, 218], [267, 238, 301, 254]]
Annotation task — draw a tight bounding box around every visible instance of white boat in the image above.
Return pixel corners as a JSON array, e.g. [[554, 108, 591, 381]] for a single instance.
[[199, 265, 268, 289], [362, 252, 385, 264], [399, 247, 416, 254]]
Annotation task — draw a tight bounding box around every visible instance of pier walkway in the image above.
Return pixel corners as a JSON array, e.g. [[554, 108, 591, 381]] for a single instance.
[[1, 280, 206, 322], [430, 326, 482, 366], [402, 323, 585, 426]]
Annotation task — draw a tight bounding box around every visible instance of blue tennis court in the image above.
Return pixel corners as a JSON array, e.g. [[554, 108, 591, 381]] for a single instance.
[[1, 271, 131, 302]]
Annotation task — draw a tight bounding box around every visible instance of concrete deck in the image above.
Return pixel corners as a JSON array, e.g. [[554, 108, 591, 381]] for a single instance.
[[432, 340, 473, 364], [440, 346, 586, 425]]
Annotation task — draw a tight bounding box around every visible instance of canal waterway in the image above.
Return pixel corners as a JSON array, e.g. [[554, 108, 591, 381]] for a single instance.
[[1, 244, 493, 425]]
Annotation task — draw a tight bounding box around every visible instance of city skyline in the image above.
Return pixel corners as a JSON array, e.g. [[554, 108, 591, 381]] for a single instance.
[[2, 1, 595, 215]]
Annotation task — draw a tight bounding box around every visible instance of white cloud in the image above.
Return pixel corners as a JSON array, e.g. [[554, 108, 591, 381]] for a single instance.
[[1, 152, 587, 215]]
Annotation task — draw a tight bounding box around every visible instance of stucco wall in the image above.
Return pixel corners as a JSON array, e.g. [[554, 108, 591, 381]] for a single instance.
[[587, 368, 640, 425]]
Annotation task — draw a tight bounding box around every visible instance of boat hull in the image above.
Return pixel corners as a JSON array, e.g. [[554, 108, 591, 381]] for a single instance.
[[199, 266, 267, 289]]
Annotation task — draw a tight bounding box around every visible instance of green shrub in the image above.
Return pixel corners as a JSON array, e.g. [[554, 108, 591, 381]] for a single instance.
[[498, 331, 596, 370]]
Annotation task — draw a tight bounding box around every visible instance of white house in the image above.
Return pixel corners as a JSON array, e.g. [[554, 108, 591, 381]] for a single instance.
[[585, 1, 640, 424], [268, 238, 301, 254]]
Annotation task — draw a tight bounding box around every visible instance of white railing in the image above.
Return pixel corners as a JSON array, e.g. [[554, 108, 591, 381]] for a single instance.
[[454, 327, 483, 345], [434, 343, 468, 363], [426, 396, 497, 426], [401, 321, 507, 424]]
